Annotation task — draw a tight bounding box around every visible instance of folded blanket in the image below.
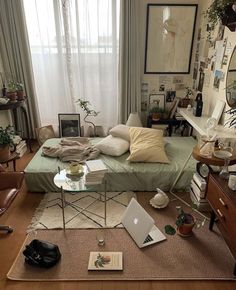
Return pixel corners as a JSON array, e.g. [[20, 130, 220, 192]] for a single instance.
[[42, 137, 100, 162]]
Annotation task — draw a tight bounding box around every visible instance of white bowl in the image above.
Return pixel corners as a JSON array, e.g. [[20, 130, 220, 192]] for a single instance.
[[213, 150, 232, 159], [0, 98, 9, 105]]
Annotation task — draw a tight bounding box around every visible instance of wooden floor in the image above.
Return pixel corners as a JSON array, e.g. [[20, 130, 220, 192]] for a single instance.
[[0, 142, 235, 290]]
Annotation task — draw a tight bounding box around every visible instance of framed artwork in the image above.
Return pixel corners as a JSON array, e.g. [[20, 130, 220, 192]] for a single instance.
[[144, 4, 198, 74], [149, 94, 165, 110], [166, 91, 176, 103], [58, 114, 81, 137], [35, 125, 56, 146]]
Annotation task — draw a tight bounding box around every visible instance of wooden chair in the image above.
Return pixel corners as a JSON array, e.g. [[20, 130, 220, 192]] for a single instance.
[[0, 164, 24, 233], [35, 125, 56, 146]]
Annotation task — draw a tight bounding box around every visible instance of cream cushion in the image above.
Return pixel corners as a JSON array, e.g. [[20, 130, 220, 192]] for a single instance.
[[109, 124, 130, 141], [94, 135, 130, 156], [127, 127, 170, 163]]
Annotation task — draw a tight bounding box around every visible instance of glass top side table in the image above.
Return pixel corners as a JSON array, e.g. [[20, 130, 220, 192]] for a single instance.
[[54, 166, 107, 230]]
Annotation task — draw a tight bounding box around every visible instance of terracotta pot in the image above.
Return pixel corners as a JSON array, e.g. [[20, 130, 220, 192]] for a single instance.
[[0, 145, 10, 162], [152, 113, 162, 120], [6, 91, 17, 102], [17, 90, 25, 100], [177, 214, 195, 237]]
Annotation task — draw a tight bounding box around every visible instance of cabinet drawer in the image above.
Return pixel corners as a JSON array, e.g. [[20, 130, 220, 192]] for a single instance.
[[207, 176, 236, 235]]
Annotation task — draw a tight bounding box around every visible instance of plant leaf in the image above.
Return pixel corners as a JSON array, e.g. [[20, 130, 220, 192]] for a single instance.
[[165, 225, 176, 235]]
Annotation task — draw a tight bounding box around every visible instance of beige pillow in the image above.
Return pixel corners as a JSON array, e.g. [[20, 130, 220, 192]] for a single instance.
[[127, 127, 170, 163], [109, 124, 130, 141], [94, 135, 130, 156]]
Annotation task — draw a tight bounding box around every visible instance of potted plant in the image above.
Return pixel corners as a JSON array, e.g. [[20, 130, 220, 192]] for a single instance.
[[179, 87, 193, 108], [149, 107, 165, 120], [205, 0, 236, 35], [0, 126, 14, 161], [175, 206, 195, 237], [6, 81, 17, 102], [76, 98, 99, 137], [16, 82, 25, 100]]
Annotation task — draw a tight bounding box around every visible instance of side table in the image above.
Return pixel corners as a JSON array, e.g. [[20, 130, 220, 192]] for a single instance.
[[0, 99, 32, 152], [170, 146, 236, 192], [206, 173, 236, 276], [0, 152, 20, 171], [54, 166, 107, 230]]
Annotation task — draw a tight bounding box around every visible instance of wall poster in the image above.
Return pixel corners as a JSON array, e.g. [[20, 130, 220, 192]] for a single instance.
[[144, 4, 198, 74]]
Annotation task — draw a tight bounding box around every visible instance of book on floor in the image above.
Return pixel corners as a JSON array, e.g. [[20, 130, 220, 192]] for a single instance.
[[88, 252, 123, 271]]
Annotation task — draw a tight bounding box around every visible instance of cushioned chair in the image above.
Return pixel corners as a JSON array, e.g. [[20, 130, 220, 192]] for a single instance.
[[0, 164, 24, 233]]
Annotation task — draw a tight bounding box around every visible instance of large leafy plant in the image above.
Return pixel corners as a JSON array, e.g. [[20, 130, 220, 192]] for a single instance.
[[0, 126, 14, 147], [205, 0, 236, 32]]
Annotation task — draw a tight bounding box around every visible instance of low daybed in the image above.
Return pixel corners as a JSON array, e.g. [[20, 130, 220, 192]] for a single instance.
[[25, 137, 197, 192]]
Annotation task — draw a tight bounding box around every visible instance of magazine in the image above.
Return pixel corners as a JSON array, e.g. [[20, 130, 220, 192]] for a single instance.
[[88, 252, 123, 271]]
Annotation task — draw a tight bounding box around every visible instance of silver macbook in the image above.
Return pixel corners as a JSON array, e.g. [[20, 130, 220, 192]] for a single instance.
[[121, 198, 166, 248]]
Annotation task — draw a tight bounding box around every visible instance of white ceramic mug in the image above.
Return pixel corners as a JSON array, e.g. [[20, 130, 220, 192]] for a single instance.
[[228, 174, 236, 191]]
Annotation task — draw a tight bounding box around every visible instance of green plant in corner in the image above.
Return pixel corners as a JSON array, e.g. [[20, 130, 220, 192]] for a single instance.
[[0, 126, 14, 147], [76, 98, 99, 137], [205, 0, 236, 41]]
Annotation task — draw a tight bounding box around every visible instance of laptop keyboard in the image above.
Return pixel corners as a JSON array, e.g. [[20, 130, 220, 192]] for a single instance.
[[143, 234, 153, 244]]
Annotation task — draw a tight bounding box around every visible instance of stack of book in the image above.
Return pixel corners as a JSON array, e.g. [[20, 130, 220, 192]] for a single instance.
[[85, 159, 108, 185], [175, 112, 185, 120], [190, 172, 210, 211], [12, 135, 27, 157]]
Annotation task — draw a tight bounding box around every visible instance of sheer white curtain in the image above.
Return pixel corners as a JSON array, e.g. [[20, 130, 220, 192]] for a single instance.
[[23, 0, 119, 131]]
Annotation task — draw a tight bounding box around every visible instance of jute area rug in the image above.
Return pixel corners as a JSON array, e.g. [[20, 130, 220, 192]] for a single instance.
[[8, 192, 236, 281], [28, 191, 136, 230]]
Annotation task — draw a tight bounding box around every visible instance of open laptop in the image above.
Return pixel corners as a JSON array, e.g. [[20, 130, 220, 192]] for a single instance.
[[121, 198, 166, 248]]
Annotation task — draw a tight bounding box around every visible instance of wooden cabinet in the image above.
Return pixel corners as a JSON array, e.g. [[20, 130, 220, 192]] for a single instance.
[[206, 173, 236, 276]]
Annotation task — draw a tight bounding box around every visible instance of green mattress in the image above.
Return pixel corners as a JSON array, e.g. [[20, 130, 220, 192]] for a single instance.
[[25, 137, 197, 192]]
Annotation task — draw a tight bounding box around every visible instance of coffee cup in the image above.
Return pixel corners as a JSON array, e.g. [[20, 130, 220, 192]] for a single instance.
[[69, 162, 82, 174], [228, 174, 236, 190]]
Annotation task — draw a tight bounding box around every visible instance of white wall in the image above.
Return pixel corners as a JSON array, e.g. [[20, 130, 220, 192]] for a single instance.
[[197, 0, 236, 123]]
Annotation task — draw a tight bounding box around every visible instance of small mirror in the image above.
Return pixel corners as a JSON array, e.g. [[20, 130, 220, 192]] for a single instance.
[[226, 46, 236, 107]]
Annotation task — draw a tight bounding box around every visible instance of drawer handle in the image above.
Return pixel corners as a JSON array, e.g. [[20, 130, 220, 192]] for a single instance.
[[219, 198, 226, 206], [217, 209, 224, 219]]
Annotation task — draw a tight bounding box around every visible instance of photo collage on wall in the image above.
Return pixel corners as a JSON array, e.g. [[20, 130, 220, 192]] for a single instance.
[[141, 75, 188, 116], [193, 22, 232, 93]]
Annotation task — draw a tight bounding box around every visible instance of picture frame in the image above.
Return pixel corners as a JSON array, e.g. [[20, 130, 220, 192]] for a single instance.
[[144, 4, 198, 74], [166, 91, 176, 103], [149, 94, 165, 110], [58, 114, 81, 137]]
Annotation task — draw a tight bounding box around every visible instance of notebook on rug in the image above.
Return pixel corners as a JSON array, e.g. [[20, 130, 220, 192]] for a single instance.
[[121, 198, 166, 248]]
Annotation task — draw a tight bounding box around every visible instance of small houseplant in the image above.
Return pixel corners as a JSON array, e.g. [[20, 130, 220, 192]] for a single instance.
[[6, 81, 17, 101], [149, 107, 165, 120], [76, 98, 99, 137], [175, 206, 195, 237], [0, 126, 14, 161], [16, 82, 25, 100], [205, 0, 236, 35]]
